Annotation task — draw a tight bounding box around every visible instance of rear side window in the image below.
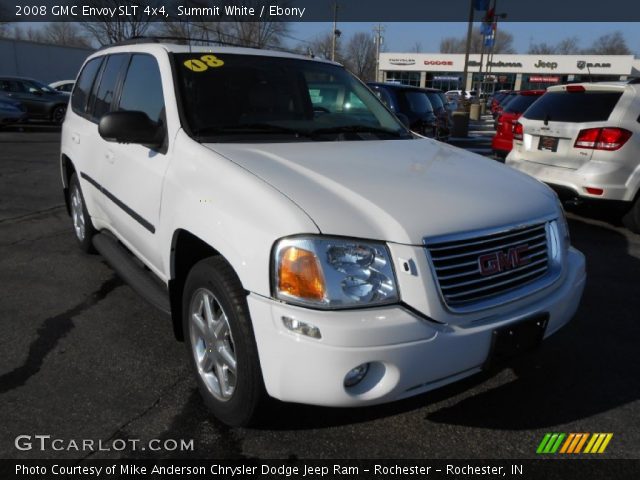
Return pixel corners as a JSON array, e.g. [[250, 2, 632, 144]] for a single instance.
[[92, 54, 127, 121], [523, 91, 623, 123], [504, 94, 542, 114], [71, 57, 103, 114], [118, 54, 165, 124]]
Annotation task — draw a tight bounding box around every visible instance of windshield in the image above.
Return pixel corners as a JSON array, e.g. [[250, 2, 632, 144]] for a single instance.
[[174, 53, 410, 143]]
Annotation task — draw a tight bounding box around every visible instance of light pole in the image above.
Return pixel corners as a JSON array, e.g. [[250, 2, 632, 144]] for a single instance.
[[461, 0, 475, 97], [373, 24, 385, 82], [331, 2, 341, 62]]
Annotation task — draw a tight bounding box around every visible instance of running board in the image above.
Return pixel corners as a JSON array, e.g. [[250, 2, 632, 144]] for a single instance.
[[93, 232, 171, 315]]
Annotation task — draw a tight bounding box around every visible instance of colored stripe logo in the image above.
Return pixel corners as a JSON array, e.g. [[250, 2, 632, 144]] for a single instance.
[[537, 433, 613, 454]]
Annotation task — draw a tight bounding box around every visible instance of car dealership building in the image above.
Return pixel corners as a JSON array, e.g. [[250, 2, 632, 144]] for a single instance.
[[379, 53, 640, 92]]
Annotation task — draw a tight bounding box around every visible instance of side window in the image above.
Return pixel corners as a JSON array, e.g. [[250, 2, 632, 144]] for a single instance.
[[118, 54, 165, 124], [92, 54, 127, 121], [71, 57, 103, 115]]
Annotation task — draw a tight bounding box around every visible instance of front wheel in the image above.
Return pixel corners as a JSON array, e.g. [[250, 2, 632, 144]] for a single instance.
[[182, 257, 266, 426]]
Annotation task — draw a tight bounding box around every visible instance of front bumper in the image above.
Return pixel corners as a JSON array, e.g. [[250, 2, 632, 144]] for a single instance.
[[506, 152, 638, 202], [248, 248, 586, 407]]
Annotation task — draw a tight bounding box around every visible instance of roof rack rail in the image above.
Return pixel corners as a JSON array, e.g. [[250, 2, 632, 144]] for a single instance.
[[99, 35, 277, 51]]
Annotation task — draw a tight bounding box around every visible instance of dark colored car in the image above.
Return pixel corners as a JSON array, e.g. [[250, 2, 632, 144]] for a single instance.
[[420, 87, 452, 141], [0, 76, 69, 124], [368, 82, 444, 140], [0, 93, 28, 127], [491, 90, 546, 159]]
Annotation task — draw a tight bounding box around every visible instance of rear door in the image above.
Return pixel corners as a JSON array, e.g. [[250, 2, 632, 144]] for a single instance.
[[515, 87, 624, 169], [65, 56, 106, 220]]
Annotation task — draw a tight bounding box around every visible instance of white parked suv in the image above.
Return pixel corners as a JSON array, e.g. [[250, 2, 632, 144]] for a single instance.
[[61, 40, 586, 426], [507, 82, 640, 233]]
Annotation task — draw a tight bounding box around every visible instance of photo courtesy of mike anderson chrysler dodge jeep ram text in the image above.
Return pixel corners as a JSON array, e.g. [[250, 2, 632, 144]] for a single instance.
[[60, 41, 586, 426]]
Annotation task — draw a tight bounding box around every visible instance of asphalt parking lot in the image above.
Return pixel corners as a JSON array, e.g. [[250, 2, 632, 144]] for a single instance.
[[1, 123, 639, 461]]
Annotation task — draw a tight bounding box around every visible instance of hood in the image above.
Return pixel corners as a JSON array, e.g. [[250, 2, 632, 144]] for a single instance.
[[205, 138, 557, 245]]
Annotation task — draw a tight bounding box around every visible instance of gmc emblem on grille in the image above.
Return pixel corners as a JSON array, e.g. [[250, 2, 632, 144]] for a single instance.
[[478, 244, 531, 276]]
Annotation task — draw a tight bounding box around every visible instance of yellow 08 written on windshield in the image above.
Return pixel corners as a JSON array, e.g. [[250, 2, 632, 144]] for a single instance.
[[183, 55, 224, 72]]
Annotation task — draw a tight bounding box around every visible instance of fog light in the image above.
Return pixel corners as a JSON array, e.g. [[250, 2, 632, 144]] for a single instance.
[[281, 316, 321, 339], [344, 363, 369, 387]]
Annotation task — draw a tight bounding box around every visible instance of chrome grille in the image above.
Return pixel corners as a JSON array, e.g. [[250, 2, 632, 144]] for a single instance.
[[425, 222, 550, 308]]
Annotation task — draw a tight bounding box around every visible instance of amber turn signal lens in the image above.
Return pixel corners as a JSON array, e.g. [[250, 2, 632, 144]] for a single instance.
[[278, 246, 326, 301]]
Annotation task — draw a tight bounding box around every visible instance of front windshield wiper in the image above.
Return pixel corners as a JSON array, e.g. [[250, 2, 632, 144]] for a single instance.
[[193, 123, 315, 139], [309, 125, 410, 138]]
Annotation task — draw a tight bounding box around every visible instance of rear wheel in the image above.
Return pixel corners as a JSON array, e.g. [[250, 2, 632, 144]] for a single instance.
[[182, 257, 266, 426], [69, 173, 96, 253], [622, 195, 640, 234]]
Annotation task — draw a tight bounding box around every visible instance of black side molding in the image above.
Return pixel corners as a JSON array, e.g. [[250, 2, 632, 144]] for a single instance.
[[81, 172, 155, 233], [93, 232, 170, 315]]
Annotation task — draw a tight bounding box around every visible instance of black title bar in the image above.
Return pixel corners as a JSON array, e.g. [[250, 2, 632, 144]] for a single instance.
[[3, 0, 640, 22]]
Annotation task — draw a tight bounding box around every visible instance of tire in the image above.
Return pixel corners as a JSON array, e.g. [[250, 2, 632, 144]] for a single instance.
[[69, 173, 96, 253], [51, 105, 66, 124], [622, 195, 640, 234], [182, 256, 266, 426]]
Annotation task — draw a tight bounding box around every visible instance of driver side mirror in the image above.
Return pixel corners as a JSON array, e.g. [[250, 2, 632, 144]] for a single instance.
[[98, 111, 164, 148]]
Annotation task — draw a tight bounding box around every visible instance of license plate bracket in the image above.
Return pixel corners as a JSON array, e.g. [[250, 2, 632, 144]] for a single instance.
[[484, 314, 549, 369], [538, 135, 559, 152]]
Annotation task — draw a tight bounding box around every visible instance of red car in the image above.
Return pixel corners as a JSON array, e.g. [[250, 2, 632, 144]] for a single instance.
[[489, 90, 511, 116], [491, 90, 546, 159]]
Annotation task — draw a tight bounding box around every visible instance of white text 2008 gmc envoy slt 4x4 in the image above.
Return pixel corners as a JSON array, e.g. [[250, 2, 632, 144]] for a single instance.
[[60, 42, 586, 426]]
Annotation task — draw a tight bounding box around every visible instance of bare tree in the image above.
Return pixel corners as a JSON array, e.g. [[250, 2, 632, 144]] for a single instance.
[[80, 0, 154, 46], [9, 25, 45, 42], [527, 42, 556, 54], [410, 41, 422, 53], [440, 27, 515, 54], [585, 31, 630, 55], [304, 32, 340, 61], [221, 21, 289, 48], [556, 36, 580, 54], [40, 23, 92, 47], [528, 36, 580, 55], [343, 32, 376, 81]]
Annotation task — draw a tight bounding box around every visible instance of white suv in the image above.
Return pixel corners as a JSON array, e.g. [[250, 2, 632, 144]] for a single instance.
[[61, 41, 585, 426], [506, 82, 640, 232]]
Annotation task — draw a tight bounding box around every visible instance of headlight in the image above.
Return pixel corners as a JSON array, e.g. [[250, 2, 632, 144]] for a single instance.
[[555, 197, 571, 248], [273, 236, 398, 309]]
